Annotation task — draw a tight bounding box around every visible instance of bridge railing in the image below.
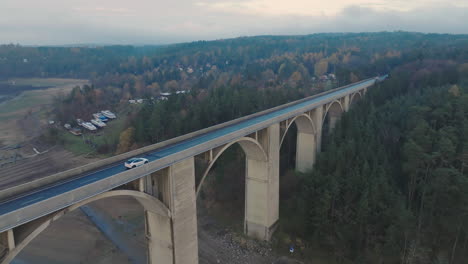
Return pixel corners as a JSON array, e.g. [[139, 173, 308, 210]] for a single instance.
[[0, 77, 379, 202]]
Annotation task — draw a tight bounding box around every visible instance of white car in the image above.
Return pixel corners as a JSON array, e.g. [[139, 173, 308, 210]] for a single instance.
[[91, 119, 106, 128], [101, 110, 116, 119], [124, 158, 149, 169], [81, 122, 97, 131]]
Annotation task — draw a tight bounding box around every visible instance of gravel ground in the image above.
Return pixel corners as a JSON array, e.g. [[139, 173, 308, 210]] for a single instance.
[[197, 205, 303, 264]]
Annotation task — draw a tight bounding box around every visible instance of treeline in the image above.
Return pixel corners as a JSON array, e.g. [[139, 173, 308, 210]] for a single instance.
[[118, 35, 468, 154], [119, 82, 312, 153], [280, 62, 468, 263], [0, 44, 148, 78], [4, 32, 466, 127]]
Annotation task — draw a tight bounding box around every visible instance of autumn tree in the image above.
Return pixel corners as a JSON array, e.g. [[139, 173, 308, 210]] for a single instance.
[[116, 127, 135, 154]]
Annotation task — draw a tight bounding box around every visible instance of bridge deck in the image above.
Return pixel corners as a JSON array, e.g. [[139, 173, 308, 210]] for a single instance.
[[0, 77, 380, 232]]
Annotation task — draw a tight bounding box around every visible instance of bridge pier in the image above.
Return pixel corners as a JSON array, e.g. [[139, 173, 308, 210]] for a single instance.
[[0, 229, 14, 259], [295, 131, 316, 172], [313, 106, 324, 154], [245, 124, 280, 240], [328, 114, 339, 131], [143, 158, 198, 264], [145, 210, 173, 263], [343, 94, 350, 112]]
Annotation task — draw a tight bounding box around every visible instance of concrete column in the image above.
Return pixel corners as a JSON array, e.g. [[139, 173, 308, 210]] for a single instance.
[[329, 114, 339, 131], [296, 132, 316, 172], [7, 230, 14, 251], [0, 232, 6, 254], [327, 101, 343, 132], [313, 106, 324, 153], [0, 229, 15, 263], [145, 210, 173, 264], [0, 229, 15, 257], [343, 94, 350, 112], [245, 124, 280, 240], [143, 158, 198, 264], [167, 157, 198, 264]]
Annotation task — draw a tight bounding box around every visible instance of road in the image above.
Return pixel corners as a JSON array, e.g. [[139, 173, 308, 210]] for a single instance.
[[0, 77, 380, 230]]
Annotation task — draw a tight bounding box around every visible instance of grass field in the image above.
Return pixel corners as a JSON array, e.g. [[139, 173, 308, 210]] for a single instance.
[[0, 78, 87, 88], [0, 78, 88, 145], [0, 78, 88, 121]]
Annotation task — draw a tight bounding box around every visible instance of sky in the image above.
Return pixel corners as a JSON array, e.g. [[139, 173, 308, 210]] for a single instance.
[[1, 0, 467, 45]]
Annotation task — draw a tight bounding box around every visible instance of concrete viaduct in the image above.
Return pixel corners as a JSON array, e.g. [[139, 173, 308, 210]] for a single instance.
[[0, 76, 386, 263]]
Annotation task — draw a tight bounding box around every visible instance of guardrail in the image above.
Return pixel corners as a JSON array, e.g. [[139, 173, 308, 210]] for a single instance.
[[0, 77, 380, 201]]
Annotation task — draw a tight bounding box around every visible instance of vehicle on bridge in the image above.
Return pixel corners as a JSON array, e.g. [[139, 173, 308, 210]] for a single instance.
[[124, 157, 149, 169]]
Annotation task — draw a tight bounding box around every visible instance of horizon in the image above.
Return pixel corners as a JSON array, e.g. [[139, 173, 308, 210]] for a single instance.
[[1, 0, 467, 45], [3, 31, 468, 47]]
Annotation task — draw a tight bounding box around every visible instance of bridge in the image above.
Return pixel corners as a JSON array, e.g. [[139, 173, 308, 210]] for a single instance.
[[0, 76, 385, 263]]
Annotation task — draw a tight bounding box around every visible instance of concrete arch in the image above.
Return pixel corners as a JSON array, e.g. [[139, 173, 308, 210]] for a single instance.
[[322, 100, 344, 126], [196, 136, 267, 197], [2, 190, 170, 264], [279, 114, 316, 148], [350, 91, 362, 104]]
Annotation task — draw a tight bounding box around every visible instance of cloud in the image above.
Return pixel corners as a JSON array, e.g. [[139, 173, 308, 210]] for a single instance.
[[194, 0, 467, 16], [0, 0, 467, 45], [73, 7, 136, 17]]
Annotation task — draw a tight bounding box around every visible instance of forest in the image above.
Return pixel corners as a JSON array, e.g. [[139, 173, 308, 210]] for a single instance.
[[275, 62, 468, 263], [3, 32, 467, 132], [1, 32, 467, 263], [38, 32, 465, 152]]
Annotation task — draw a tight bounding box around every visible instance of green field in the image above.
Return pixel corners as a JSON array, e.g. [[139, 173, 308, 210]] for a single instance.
[[0, 78, 88, 121], [0, 78, 88, 145], [0, 78, 87, 87], [60, 113, 127, 156]]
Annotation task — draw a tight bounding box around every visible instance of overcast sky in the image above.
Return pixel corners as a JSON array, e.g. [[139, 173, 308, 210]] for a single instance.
[[1, 0, 467, 45]]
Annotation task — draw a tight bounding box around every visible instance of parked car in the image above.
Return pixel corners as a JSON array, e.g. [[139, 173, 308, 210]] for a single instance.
[[93, 113, 108, 122], [91, 119, 106, 128], [124, 158, 149, 169], [81, 122, 97, 131], [101, 110, 116, 119]]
